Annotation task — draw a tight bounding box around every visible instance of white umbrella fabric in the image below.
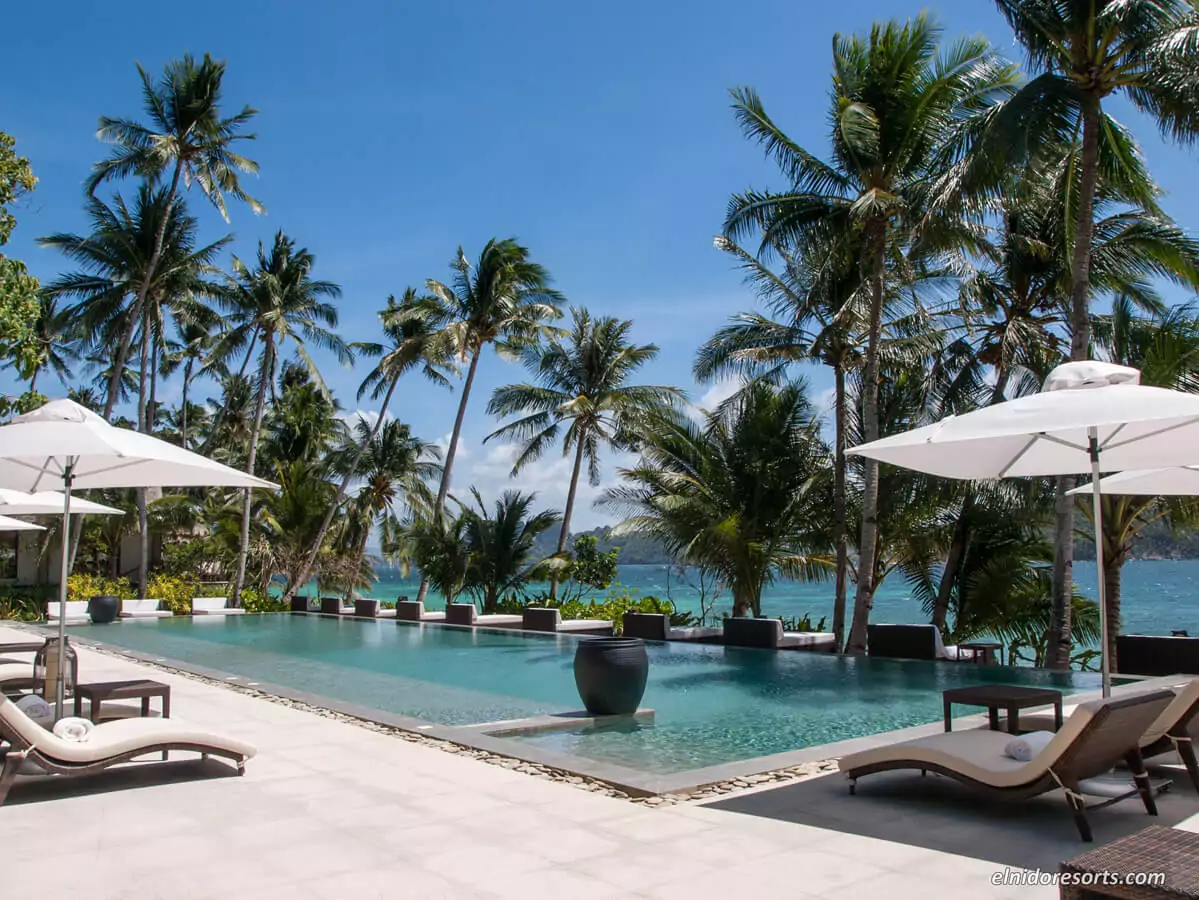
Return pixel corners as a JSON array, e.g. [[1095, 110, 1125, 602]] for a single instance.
[[1069, 466, 1199, 496], [848, 361, 1199, 697], [0, 515, 44, 531], [0, 488, 122, 517], [0, 399, 276, 712]]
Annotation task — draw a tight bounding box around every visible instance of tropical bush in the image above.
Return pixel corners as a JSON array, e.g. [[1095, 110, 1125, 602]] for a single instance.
[[240, 588, 286, 613], [0, 585, 54, 621], [145, 574, 198, 614], [499, 588, 695, 633], [66, 574, 135, 602]]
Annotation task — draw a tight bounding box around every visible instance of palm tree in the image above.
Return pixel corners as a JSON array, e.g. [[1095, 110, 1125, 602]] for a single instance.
[[283, 289, 454, 606], [164, 316, 222, 448], [462, 489, 561, 613], [723, 16, 1018, 651], [212, 231, 349, 604], [8, 294, 81, 392], [416, 238, 562, 604], [605, 381, 831, 617], [486, 308, 681, 597], [87, 53, 261, 419], [326, 419, 441, 600]]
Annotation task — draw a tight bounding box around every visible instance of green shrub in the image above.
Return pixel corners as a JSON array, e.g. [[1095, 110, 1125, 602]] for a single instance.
[[0, 585, 53, 621], [66, 574, 135, 603], [780, 613, 827, 633], [240, 589, 287, 613], [507, 587, 696, 634], [145, 574, 198, 615]]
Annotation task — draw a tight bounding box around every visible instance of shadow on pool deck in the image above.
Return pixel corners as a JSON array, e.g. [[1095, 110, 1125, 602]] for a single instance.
[[704, 764, 1199, 871], [4, 758, 242, 806]]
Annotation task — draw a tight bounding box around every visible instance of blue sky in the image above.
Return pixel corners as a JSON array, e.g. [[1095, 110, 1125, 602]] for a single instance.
[[5, 1, 1198, 527]]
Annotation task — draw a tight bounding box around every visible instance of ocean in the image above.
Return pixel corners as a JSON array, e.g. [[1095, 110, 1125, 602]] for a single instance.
[[358, 558, 1199, 637]]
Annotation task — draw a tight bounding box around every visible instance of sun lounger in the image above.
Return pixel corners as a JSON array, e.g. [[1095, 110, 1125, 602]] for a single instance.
[[0, 662, 33, 693], [120, 599, 173, 619], [867, 623, 975, 661], [0, 694, 255, 807], [46, 601, 89, 626], [395, 600, 446, 623], [622, 612, 721, 643], [191, 597, 246, 616], [522, 607, 614, 636], [319, 596, 353, 616], [444, 603, 522, 629], [722, 617, 837, 651], [839, 689, 1174, 841]]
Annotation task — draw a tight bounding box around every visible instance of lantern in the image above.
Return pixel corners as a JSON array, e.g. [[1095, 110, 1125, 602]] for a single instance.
[[33, 636, 78, 708]]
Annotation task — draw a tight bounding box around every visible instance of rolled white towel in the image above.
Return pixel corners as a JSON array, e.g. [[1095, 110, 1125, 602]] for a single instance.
[[15, 694, 53, 727], [52, 717, 95, 742], [1004, 730, 1055, 762]]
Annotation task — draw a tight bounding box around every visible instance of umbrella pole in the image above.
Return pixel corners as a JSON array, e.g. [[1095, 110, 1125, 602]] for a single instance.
[[1087, 428, 1110, 698], [56, 460, 75, 716]]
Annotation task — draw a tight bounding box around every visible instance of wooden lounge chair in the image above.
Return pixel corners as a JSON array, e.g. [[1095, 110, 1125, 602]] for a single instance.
[[0, 694, 255, 807], [722, 617, 837, 651], [319, 596, 353, 616], [46, 601, 89, 626], [522, 607, 614, 636], [622, 612, 721, 643], [1117, 634, 1199, 676], [867, 623, 975, 661], [120, 599, 173, 619], [395, 600, 446, 623], [444, 603, 522, 629], [839, 689, 1174, 841], [191, 597, 246, 616]]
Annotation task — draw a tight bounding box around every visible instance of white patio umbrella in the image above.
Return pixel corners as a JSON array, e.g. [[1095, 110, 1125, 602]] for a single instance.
[[0, 399, 277, 712], [1070, 466, 1199, 497], [0, 488, 122, 517], [848, 361, 1199, 697], [0, 515, 44, 531]]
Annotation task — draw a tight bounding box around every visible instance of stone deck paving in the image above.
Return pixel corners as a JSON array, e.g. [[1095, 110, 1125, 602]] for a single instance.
[[3, 623, 1196, 899]]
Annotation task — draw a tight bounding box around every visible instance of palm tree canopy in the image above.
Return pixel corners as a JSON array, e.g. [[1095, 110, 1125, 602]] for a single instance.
[[462, 488, 561, 609], [355, 288, 457, 402], [485, 307, 683, 482], [87, 53, 263, 220]]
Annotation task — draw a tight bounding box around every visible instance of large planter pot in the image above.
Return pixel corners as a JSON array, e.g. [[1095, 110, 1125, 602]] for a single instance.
[[573, 637, 649, 716], [88, 595, 120, 624]]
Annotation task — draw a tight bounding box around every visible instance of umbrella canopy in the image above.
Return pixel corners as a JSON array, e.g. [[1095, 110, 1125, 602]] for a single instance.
[[848, 361, 1199, 697], [0, 399, 275, 491], [1069, 467, 1199, 496], [0, 488, 122, 517], [0, 515, 44, 531]]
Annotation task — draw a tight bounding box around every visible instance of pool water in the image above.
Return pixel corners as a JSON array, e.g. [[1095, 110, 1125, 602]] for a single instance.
[[72, 615, 1102, 775]]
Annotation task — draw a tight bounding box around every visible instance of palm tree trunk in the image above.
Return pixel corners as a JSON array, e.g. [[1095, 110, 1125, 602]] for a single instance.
[[284, 374, 402, 605], [181, 357, 193, 447], [28, 366, 38, 394], [549, 435, 587, 601], [1104, 547, 1123, 673], [104, 308, 141, 419], [1047, 477, 1075, 669], [105, 159, 183, 421], [932, 494, 971, 632], [136, 307, 150, 599], [232, 336, 273, 605], [831, 361, 849, 652], [846, 220, 887, 654], [417, 345, 482, 606]]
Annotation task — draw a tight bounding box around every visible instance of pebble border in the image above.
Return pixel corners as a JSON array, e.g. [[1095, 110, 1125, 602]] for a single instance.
[[78, 640, 839, 806]]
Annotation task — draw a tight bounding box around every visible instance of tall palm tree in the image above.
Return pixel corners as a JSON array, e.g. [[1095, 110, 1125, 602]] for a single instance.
[[163, 316, 222, 448], [8, 294, 81, 392], [326, 418, 441, 600], [416, 238, 562, 604], [605, 381, 831, 618], [283, 289, 454, 606], [485, 308, 681, 597], [723, 16, 1018, 651], [213, 231, 349, 603], [87, 53, 261, 419], [996, 0, 1199, 669], [462, 489, 561, 613]]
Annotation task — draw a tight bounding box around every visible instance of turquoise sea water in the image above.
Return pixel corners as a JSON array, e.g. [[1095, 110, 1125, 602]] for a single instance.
[[72, 615, 1101, 774], [360, 558, 1199, 636]]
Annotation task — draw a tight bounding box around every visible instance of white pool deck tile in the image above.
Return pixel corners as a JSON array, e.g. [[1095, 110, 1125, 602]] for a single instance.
[[4, 624, 1199, 898]]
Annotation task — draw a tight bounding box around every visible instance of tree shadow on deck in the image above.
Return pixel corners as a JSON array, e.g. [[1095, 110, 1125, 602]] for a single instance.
[[704, 764, 1199, 871]]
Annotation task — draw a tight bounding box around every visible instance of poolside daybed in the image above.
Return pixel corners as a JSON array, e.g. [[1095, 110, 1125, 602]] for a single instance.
[[867, 623, 976, 661], [395, 600, 446, 623], [46, 601, 89, 626], [191, 597, 246, 616], [522, 607, 613, 636], [444, 603, 522, 629], [319, 596, 353, 616], [0, 694, 256, 807], [839, 689, 1174, 841], [120, 599, 173, 619], [1117, 634, 1199, 676], [722, 617, 837, 651], [622, 612, 721, 643]]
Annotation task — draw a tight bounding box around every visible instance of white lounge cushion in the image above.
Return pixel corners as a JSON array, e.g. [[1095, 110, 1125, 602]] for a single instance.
[[0, 696, 256, 765], [779, 631, 837, 649], [121, 599, 172, 618], [46, 601, 89, 622], [475, 614, 523, 627], [192, 608, 246, 616], [191, 597, 236, 614], [556, 619, 613, 632], [668, 626, 722, 641]]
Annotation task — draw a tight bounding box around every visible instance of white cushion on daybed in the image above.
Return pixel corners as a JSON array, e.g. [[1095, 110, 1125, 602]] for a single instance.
[[191, 597, 245, 616], [46, 600, 89, 624], [121, 599, 173, 618]]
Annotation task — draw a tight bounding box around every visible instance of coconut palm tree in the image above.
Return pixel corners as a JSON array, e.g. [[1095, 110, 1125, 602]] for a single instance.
[[282, 289, 454, 607], [485, 307, 681, 597], [461, 489, 561, 613], [163, 316, 222, 448], [416, 239, 562, 605], [212, 231, 349, 603], [605, 381, 831, 618], [326, 419, 441, 600], [86, 53, 261, 419], [723, 16, 1018, 651], [7, 294, 81, 392]]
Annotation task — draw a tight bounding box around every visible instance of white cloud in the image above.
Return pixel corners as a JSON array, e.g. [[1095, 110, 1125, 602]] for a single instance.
[[698, 378, 740, 412]]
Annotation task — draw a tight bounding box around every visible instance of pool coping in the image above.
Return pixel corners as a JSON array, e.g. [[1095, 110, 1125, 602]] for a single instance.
[[40, 621, 1191, 798]]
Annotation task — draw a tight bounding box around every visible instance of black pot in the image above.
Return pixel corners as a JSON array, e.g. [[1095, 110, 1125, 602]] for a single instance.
[[573, 637, 649, 716], [88, 595, 120, 624]]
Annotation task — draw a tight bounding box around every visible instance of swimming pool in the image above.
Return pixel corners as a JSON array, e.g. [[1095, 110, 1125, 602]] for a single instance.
[[70, 615, 1101, 776]]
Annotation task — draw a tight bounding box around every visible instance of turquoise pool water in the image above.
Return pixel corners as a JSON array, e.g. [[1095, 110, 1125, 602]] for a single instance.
[[71, 615, 1102, 774]]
